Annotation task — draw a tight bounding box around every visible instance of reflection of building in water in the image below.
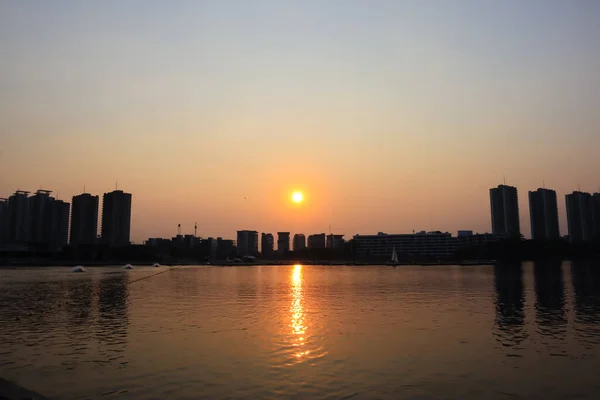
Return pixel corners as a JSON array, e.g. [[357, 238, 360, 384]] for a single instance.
[[290, 265, 308, 359], [66, 277, 94, 327], [533, 261, 566, 333], [96, 274, 129, 357], [493, 262, 527, 347], [571, 260, 600, 325]]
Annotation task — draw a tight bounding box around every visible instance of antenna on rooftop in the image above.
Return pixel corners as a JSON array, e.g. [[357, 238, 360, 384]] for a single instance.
[[178, 224, 181, 236], [503, 175, 506, 185], [194, 222, 197, 237]]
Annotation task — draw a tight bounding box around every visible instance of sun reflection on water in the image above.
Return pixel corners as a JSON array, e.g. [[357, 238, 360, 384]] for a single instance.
[[290, 264, 309, 359]]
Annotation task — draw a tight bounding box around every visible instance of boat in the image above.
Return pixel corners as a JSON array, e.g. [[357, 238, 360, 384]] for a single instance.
[[72, 266, 87, 273], [387, 246, 399, 266], [123, 264, 134, 270], [152, 263, 161, 268]]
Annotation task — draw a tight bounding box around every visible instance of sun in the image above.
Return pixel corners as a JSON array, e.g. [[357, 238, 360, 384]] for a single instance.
[[291, 191, 304, 203]]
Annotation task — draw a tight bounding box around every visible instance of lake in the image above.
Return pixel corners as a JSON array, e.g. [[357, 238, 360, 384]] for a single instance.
[[1, 262, 600, 399]]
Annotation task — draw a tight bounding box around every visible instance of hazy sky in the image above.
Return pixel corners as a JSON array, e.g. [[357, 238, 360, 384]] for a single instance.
[[1, 1, 599, 242]]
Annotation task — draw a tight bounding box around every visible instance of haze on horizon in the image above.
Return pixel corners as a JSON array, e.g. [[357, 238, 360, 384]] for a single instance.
[[1, 0, 599, 243]]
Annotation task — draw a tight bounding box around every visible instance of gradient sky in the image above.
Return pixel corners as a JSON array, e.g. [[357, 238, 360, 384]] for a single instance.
[[1, 1, 599, 243]]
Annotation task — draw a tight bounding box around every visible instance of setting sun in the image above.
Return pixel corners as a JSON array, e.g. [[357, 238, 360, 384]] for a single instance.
[[291, 191, 304, 203]]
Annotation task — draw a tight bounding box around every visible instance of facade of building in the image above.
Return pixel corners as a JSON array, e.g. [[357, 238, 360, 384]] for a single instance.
[[28, 190, 55, 245], [7, 190, 31, 243], [326, 234, 345, 250], [70, 193, 99, 246], [293, 234, 306, 251], [353, 231, 458, 259], [261, 233, 274, 256], [237, 230, 259, 256], [101, 190, 132, 247], [307, 233, 326, 249], [277, 232, 290, 254], [0, 198, 8, 244], [490, 184, 521, 237], [456, 232, 506, 248], [566, 191, 593, 242], [592, 193, 600, 240], [528, 188, 560, 240], [52, 200, 70, 247]]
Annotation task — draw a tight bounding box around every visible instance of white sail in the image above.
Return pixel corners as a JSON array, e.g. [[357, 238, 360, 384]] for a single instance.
[[391, 246, 398, 263]]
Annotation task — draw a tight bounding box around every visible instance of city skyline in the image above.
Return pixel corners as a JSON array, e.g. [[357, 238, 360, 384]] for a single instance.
[[0, 184, 600, 245], [2, 2, 600, 242]]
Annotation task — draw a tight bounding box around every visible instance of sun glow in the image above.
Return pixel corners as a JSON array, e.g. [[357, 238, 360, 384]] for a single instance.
[[291, 191, 304, 203]]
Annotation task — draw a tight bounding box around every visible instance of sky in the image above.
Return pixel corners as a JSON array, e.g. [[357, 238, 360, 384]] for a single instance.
[[1, 0, 599, 243]]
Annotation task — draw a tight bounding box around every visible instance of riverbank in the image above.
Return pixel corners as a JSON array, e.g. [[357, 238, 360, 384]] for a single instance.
[[0, 377, 50, 400], [0, 259, 498, 267]]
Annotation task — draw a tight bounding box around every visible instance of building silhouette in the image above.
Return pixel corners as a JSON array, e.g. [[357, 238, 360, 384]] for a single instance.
[[353, 231, 457, 259], [237, 230, 258, 256], [528, 188, 559, 240], [52, 199, 70, 248], [565, 191, 593, 242], [293, 234, 306, 251], [326, 234, 345, 250], [70, 193, 99, 246], [7, 190, 31, 243], [101, 190, 132, 247], [490, 184, 520, 237], [277, 232, 290, 254], [29, 190, 54, 245], [261, 233, 274, 256], [592, 193, 600, 240], [307, 233, 326, 249], [0, 198, 8, 244]]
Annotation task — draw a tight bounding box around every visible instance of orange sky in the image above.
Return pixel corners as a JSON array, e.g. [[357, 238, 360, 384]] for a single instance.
[[1, 2, 599, 242]]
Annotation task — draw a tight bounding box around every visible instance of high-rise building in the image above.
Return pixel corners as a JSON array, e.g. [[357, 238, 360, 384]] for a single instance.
[[52, 200, 70, 248], [326, 234, 345, 249], [490, 184, 520, 237], [0, 198, 7, 242], [293, 234, 306, 251], [592, 193, 600, 240], [277, 232, 290, 254], [566, 191, 593, 242], [7, 190, 31, 243], [308, 233, 326, 249], [70, 193, 99, 246], [101, 190, 132, 247], [261, 233, 274, 255], [0, 198, 8, 244], [237, 230, 258, 256], [528, 188, 559, 240], [29, 190, 55, 245]]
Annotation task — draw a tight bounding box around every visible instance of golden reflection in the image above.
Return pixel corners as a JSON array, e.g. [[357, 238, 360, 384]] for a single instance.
[[290, 264, 309, 359]]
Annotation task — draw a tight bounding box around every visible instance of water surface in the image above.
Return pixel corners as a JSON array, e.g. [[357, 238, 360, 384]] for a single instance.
[[1, 262, 600, 399]]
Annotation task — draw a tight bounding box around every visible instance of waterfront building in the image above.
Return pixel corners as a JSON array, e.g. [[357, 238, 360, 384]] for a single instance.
[[277, 232, 290, 254], [566, 191, 593, 242], [307, 233, 326, 249], [326, 234, 345, 250], [101, 190, 132, 247], [528, 188, 560, 240], [293, 234, 306, 251], [261, 233, 274, 255], [70, 193, 99, 246], [353, 231, 458, 259], [490, 184, 521, 237], [237, 230, 259, 256]]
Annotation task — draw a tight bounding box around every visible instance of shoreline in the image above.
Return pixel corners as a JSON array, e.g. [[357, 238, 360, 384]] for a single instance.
[[1, 260, 500, 268], [0, 377, 51, 400]]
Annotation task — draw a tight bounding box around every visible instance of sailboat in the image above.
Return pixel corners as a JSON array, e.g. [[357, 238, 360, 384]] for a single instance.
[[387, 246, 399, 266]]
